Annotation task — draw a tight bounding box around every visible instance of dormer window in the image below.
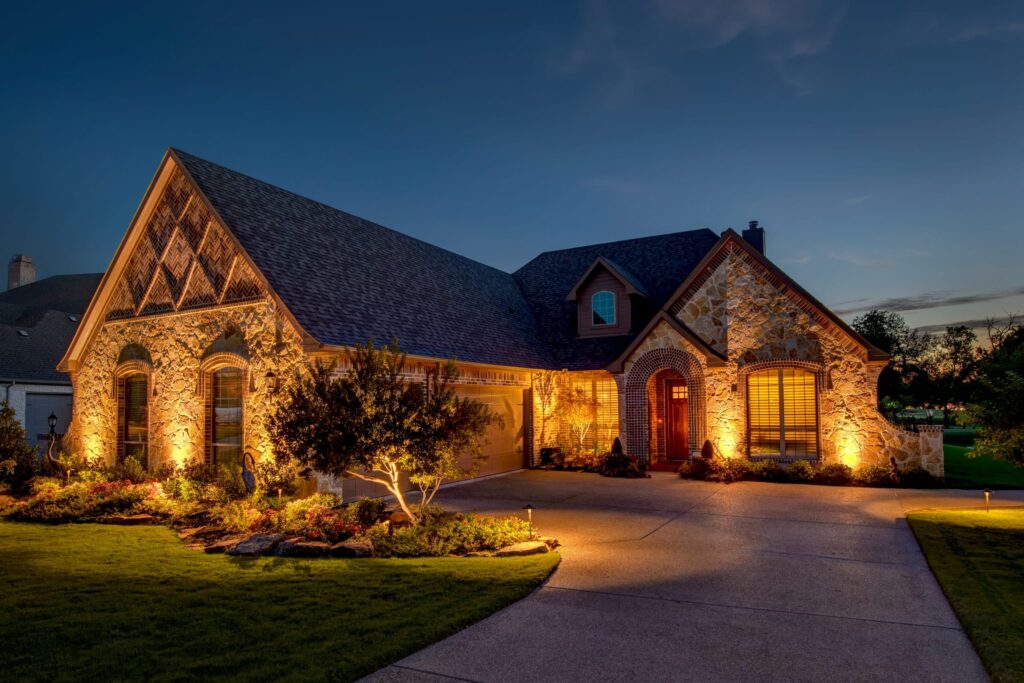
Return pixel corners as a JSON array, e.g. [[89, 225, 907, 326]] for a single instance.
[[592, 291, 616, 326]]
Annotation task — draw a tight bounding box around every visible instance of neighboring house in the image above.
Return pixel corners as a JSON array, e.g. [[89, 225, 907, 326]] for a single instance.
[[58, 149, 943, 496], [0, 265, 102, 446]]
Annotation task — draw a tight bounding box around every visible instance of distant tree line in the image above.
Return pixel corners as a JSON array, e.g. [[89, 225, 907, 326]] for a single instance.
[[852, 310, 1023, 465]]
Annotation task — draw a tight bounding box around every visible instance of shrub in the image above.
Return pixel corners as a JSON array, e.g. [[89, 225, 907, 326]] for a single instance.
[[899, 466, 941, 488], [108, 457, 147, 484], [255, 457, 301, 497], [786, 460, 815, 483], [278, 493, 354, 542], [599, 452, 646, 479], [814, 462, 853, 486], [364, 508, 532, 558], [161, 475, 206, 503], [856, 464, 898, 488], [216, 464, 248, 499], [347, 497, 389, 529], [678, 455, 720, 481], [6, 481, 151, 523], [748, 459, 787, 483], [214, 497, 269, 533], [716, 458, 750, 483], [0, 401, 38, 494]]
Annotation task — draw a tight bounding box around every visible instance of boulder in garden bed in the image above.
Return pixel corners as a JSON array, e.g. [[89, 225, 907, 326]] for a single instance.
[[204, 536, 246, 554], [275, 540, 331, 557], [102, 513, 156, 526], [329, 538, 374, 558], [226, 534, 285, 556], [495, 541, 549, 557]]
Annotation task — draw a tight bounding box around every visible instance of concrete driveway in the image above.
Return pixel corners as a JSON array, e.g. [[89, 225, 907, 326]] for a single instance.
[[367, 471, 1024, 682]]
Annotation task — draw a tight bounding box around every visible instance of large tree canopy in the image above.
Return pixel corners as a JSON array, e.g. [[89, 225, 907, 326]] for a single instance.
[[965, 323, 1024, 466]]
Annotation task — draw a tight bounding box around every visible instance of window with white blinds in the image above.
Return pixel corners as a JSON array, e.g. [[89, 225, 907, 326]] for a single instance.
[[747, 368, 818, 457]]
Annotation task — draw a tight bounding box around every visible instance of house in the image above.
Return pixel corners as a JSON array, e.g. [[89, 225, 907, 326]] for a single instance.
[[57, 149, 943, 495], [0, 261, 102, 446]]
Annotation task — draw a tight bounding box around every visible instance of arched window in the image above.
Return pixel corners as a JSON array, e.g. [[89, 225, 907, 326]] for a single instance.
[[118, 373, 149, 467], [592, 291, 616, 326], [209, 367, 244, 468], [747, 367, 818, 457]]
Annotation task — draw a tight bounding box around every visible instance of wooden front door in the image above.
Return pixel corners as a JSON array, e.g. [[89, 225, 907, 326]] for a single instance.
[[666, 380, 689, 460]]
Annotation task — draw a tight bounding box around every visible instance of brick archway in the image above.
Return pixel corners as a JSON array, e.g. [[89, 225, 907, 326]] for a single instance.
[[624, 348, 706, 465]]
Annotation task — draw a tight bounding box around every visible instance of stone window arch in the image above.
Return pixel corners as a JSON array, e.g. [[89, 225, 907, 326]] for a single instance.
[[114, 345, 153, 467], [624, 348, 707, 465], [739, 360, 825, 460], [200, 329, 250, 468]]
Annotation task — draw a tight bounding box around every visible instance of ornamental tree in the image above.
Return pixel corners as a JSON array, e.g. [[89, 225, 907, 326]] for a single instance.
[[268, 340, 497, 523], [964, 319, 1024, 466], [0, 401, 37, 494]]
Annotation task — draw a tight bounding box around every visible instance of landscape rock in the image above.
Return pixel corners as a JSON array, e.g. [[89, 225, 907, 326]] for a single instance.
[[329, 538, 374, 558], [538, 535, 560, 549], [177, 526, 206, 539], [275, 540, 331, 558], [0, 495, 16, 510], [227, 533, 285, 556], [102, 513, 156, 526], [495, 541, 549, 557], [204, 536, 245, 554]]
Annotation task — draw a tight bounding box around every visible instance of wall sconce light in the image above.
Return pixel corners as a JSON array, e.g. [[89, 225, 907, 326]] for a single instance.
[[265, 369, 279, 394]]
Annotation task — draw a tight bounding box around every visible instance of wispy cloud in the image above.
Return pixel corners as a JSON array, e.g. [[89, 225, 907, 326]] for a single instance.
[[781, 250, 813, 264], [951, 21, 1024, 43], [915, 315, 1019, 335], [834, 286, 1024, 316], [826, 249, 891, 268], [842, 194, 869, 207], [558, 0, 848, 98]]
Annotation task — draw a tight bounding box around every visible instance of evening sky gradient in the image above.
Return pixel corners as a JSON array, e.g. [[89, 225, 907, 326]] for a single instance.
[[1, 1, 1022, 334]]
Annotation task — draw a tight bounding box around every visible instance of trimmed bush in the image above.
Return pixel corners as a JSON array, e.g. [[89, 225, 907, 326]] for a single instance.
[[814, 462, 853, 486], [347, 497, 389, 528], [598, 452, 646, 478], [899, 466, 941, 488], [364, 508, 532, 558], [786, 460, 815, 483], [678, 455, 719, 481], [856, 464, 898, 487], [6, 481, 152, 523], [748, 460, 787, 482]]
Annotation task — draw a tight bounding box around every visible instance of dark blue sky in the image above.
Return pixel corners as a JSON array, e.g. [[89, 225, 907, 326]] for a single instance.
[[2, 1, 1022, 332]]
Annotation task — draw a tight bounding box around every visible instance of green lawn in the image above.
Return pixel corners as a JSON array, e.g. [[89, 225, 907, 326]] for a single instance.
[[908, 509, 1024, 682], [0, 521, 559, 682], [944, 444, 1024, 489]]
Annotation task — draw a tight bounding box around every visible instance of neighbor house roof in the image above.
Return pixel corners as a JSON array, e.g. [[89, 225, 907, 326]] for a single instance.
[[0, 274, 101, 383], [172, 150, 554, 369]]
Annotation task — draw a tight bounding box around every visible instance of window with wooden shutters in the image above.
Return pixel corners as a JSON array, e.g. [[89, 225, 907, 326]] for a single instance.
[[119, 373, 149, 467], [747, 368, 818, 458], [210, 367, 244, 468]]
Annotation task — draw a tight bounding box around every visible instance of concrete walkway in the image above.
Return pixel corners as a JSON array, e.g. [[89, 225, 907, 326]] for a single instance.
[[366, 472, 1024, 682]]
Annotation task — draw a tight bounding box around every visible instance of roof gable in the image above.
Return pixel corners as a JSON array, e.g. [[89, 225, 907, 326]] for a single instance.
[[565, 256, 651, 301]]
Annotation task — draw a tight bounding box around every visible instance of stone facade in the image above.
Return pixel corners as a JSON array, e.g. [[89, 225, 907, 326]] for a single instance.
[[71, 300, 307, 468], [611, 244, 943, 476]]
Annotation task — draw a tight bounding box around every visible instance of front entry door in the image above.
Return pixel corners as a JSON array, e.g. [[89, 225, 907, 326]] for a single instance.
[[666, 381, 689, 460]]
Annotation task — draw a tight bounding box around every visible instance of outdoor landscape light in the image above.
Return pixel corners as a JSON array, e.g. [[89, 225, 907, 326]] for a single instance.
[[983, 488, 992, 512], [48, 412, 57, 434], [522, 503, 534, 538], [265, 369, 279, 393]]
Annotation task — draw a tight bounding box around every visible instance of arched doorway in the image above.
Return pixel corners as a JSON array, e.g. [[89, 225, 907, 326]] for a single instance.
[[624, 348, 706, 467]]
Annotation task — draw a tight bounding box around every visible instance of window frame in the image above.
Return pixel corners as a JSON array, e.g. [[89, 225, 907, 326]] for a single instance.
[[745, 366, 820, 459], [113, 356, 152, 468], [200, 352, 249, 468], [591, 290, 617, 327]]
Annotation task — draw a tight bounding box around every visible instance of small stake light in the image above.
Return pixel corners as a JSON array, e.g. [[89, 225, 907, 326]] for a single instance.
[[522, 503, 534, 538], [277, 487, 283, 508], [983, 488, 992, 512]]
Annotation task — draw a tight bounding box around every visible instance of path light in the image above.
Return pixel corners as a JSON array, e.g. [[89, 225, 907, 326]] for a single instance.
[[983, 488, 992, 512], [522, 504, 534, 538]]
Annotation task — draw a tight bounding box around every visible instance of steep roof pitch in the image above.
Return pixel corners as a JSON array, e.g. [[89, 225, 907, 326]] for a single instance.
[[514, 229, 721, 369], [0, 274, 102, 316], [171, 150, 552, 369]]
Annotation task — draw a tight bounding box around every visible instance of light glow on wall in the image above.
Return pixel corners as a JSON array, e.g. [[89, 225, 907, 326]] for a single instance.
[[838, 429, 861, 469]]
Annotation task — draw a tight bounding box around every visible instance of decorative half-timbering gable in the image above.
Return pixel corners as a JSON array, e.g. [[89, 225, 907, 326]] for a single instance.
[[104, 167, 267, 322]]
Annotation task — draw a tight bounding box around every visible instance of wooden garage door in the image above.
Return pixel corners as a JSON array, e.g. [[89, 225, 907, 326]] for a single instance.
[[457, 385, 526, 476]]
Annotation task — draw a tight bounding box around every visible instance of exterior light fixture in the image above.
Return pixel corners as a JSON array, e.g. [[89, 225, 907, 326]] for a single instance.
[[48, 412, 58, 433], [522, 503, 535, 538], [265, 369, 279, 394], [983, 488, 992, 512]]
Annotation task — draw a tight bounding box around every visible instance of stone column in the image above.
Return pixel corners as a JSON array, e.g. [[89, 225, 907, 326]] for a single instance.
[[613, 373, 627, 454], [917, 425, 944, 479]]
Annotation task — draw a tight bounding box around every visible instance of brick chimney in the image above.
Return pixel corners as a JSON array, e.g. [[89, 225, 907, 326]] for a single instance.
[[8, 254, 36, 290], [742, 220, 766, 255]]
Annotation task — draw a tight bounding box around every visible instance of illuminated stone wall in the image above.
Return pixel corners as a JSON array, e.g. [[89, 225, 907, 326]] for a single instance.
[[667, 247, 943, 476], [71, 301, 307, 468]]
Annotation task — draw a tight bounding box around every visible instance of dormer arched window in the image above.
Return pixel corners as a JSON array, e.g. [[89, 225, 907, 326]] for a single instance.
[[592, 291, 616, 326]]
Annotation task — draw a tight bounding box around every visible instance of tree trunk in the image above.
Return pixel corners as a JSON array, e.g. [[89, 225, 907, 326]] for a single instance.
[[345, 466, 419, 524]]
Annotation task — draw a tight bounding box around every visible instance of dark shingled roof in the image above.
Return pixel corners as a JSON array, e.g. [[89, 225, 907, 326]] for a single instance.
[[172, 149, 721, 371], [173, 150, 553, 369], [514, 230, 720, 369], [0, 274, 101, 383]]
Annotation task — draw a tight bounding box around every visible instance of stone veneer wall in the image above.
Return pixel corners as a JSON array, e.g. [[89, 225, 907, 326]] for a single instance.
[[629, 247, 943, 476], [71, 300, 307, 468]]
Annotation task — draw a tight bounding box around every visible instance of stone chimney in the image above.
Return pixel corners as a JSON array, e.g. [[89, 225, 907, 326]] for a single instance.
[[742, 220, 766, 255], [8, 254, 36, 290]]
